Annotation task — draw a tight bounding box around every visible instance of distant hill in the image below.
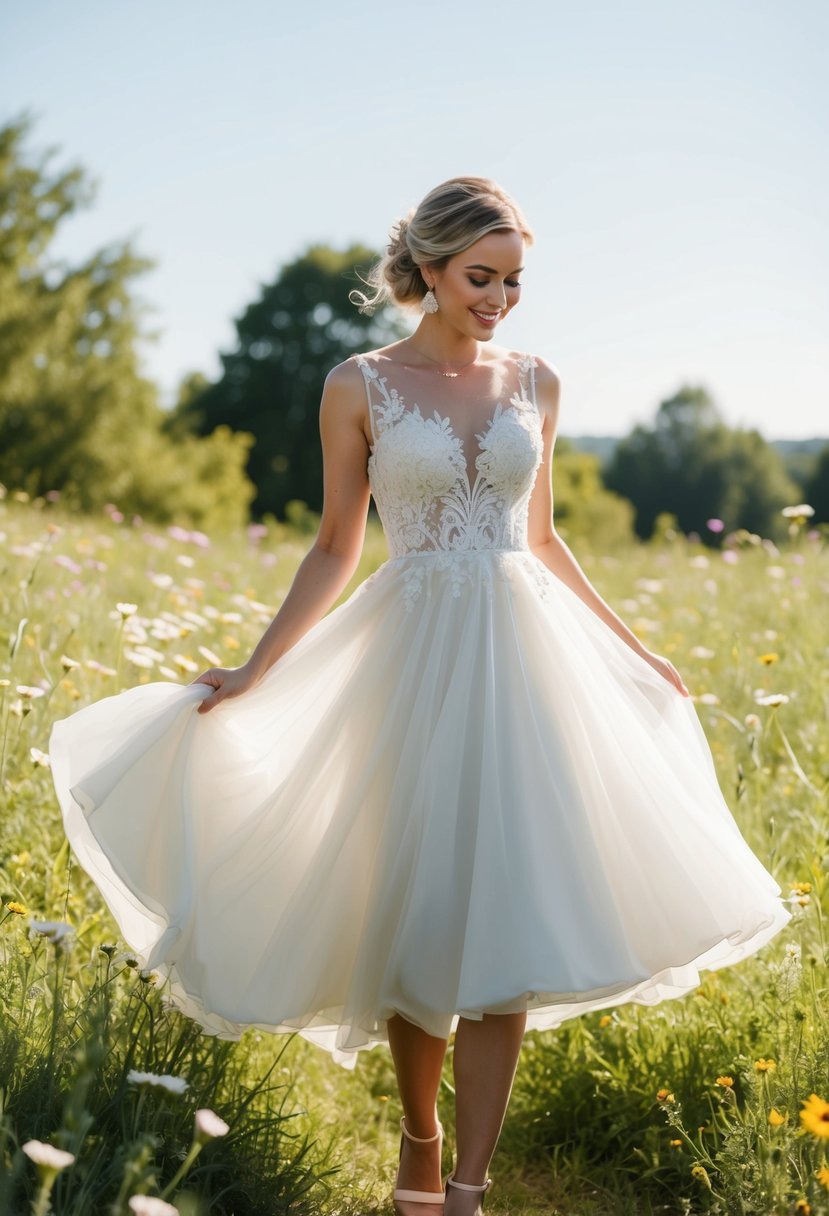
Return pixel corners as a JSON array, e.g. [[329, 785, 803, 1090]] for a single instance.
[[560, 435, 620, 464], [562, 433, 829, 489]]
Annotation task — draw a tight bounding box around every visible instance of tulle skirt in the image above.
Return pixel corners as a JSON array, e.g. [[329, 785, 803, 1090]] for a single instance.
[[49, 549, 791, 1067]]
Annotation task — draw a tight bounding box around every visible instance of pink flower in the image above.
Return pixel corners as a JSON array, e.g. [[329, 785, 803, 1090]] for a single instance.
[[706, 518, 725, 533]]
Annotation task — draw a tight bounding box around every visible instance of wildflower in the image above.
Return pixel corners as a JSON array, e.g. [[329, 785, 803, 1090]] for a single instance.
[[598, 1014, 612, 1028], [797, 1201, 813, 1214], [194, 1109, 230, 1143], [84, 659, 117, 676], [715, 1076, 734, 1088], [706, 519, 725, 533], [744, 713, 761, 731], [22, 1139, 76, 1172], [124, 649, 157, 669], [16, 685, 47, 699], [127, 1070, 189, 1095], [116, 602, 138, 619], [781, 504, 814, 521], [754, 692, 790, 708], [769, 1108, 786, 1126], [128, 1197, 179, 1215], [656, 1089, 675, 1102], [28, 919, 74, 945], [690, 1163, 712, 1189], [30, 747, 51, 767], [758, 653, 779, 665], [791, 882, 812, 894], [172, 654, 199, 673], [59, 654, 81, 670], [800, 1093, 829, 1139], [669, 1138, 682, 1147], [817, 1165, 829, 1190], [754, 1058, 777, 1073], [99, 943, 117, 957], [197, 645, 223, 666], [6, 901, 28, 916]]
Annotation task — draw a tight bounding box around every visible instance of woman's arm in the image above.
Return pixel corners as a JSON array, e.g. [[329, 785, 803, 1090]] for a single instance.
[[526, 357, 689, 696], [193, 357, 372, 712]]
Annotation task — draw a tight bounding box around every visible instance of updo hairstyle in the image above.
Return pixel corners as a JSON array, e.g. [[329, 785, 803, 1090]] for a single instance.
[[349, 176, 534, 315]]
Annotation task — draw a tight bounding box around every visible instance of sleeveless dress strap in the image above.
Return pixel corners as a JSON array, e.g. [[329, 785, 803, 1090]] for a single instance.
[[516, 353, 539, 414], [353, 354, 383, 447]]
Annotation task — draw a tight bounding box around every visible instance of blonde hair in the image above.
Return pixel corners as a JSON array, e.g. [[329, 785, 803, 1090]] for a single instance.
[[350, 176, 534, 315]]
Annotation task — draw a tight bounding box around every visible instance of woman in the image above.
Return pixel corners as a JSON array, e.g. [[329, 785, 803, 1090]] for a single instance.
[[50, 176, 791, 1216]]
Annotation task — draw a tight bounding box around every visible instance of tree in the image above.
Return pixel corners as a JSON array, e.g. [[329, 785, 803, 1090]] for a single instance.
[[605, 386, 799, 541], [805, 443, 829, 525], [0, 112, 254, 529], [551, 439, 634, 547], [171, 245, 407, 518]]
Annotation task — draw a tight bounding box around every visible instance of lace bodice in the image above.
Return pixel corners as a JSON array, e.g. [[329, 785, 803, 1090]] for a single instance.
[[355, 352, 543, 561]]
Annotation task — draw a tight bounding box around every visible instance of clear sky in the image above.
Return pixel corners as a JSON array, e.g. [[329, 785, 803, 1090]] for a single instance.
[[2, 0, 827, 438]]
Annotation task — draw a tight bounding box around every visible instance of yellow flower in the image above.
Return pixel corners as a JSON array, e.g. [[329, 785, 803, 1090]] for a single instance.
[[768, 1108, 786, 1126], [754, 1058, 776, 1073], [598, 1014, 612, 1028], [758, 653, 779, 665], [656, 1089, 675, 1102], [816, 1165, 829, 1190], [792, 882, 812, 894], [6, 901, 29, 916], [691, 1164, 712, 1189], [669, 1138, 683, 1148], [800, 1094, 829, 1139], [797, 1201, 813, 1215], [715, 1076, 734, 1088]]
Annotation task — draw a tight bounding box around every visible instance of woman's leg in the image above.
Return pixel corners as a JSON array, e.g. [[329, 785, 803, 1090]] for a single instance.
[[445, 1010, 528, 1214], [387, 1012, 449, 1207]]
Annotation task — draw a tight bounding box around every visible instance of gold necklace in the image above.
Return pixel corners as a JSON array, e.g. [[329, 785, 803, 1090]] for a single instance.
[[407, 346, 479, 378]]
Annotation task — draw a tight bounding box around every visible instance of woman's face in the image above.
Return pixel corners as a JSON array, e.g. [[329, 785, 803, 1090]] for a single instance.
[[425, 229, 525, 340]]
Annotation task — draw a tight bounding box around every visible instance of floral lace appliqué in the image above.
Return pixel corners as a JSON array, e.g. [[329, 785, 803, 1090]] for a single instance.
[[355, 353, 544, 609]]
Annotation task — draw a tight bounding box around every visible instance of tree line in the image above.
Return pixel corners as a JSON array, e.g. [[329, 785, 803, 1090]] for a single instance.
[[2, 114, 827, 543]]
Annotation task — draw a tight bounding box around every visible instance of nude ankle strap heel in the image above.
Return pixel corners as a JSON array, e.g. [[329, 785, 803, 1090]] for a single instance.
[[393, 1116, 446, 1206], [446, 1173, 492, 1208]]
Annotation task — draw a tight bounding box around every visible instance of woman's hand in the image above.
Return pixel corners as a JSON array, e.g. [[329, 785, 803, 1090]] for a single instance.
[[639, 649, 690, 697], [189, 662, 262, 714]]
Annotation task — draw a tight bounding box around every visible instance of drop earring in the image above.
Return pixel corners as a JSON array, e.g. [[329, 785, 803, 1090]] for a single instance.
[[420, 288, 439, 315]]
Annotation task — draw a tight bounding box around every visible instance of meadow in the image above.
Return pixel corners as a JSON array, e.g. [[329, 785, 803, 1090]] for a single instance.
[[0, 485, 827, 1215]]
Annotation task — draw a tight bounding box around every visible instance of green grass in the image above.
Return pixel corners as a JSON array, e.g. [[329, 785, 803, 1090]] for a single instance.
[[1, 486, 827, 1214]]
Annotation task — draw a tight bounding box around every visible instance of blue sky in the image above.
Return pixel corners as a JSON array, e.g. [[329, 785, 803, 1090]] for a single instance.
[[2, 0, 827, 438]]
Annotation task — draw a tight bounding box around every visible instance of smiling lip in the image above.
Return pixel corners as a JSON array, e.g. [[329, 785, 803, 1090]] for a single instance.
[[470, 309, 500, 326]]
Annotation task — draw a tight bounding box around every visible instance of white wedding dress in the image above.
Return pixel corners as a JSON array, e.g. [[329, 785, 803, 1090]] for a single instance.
[[49, 350, 791, 1068]]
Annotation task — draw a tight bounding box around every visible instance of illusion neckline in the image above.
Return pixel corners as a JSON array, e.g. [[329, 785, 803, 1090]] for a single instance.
[[358, 352, 539, 496]]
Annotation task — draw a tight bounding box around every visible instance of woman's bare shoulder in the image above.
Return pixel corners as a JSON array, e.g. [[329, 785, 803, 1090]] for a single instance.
[[323, 354, 370, 399]]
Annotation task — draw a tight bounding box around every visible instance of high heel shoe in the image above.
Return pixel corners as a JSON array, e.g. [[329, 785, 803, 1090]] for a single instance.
[[393, 1116, 446, 1211], [445, 1173, 492, 1211]]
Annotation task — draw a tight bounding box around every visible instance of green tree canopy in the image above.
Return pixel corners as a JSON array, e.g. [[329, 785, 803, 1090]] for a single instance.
[[0, 112, 254, 529], [170, 245, 407, 519], [605, 386, 799, 541], [805, 442, 829, 525], [552, 439, 634, 547]]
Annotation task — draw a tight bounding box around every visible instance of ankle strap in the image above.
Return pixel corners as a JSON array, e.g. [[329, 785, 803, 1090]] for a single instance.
[[400, 1115, 443, 1143], [446, 1173, 492, 1193]]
